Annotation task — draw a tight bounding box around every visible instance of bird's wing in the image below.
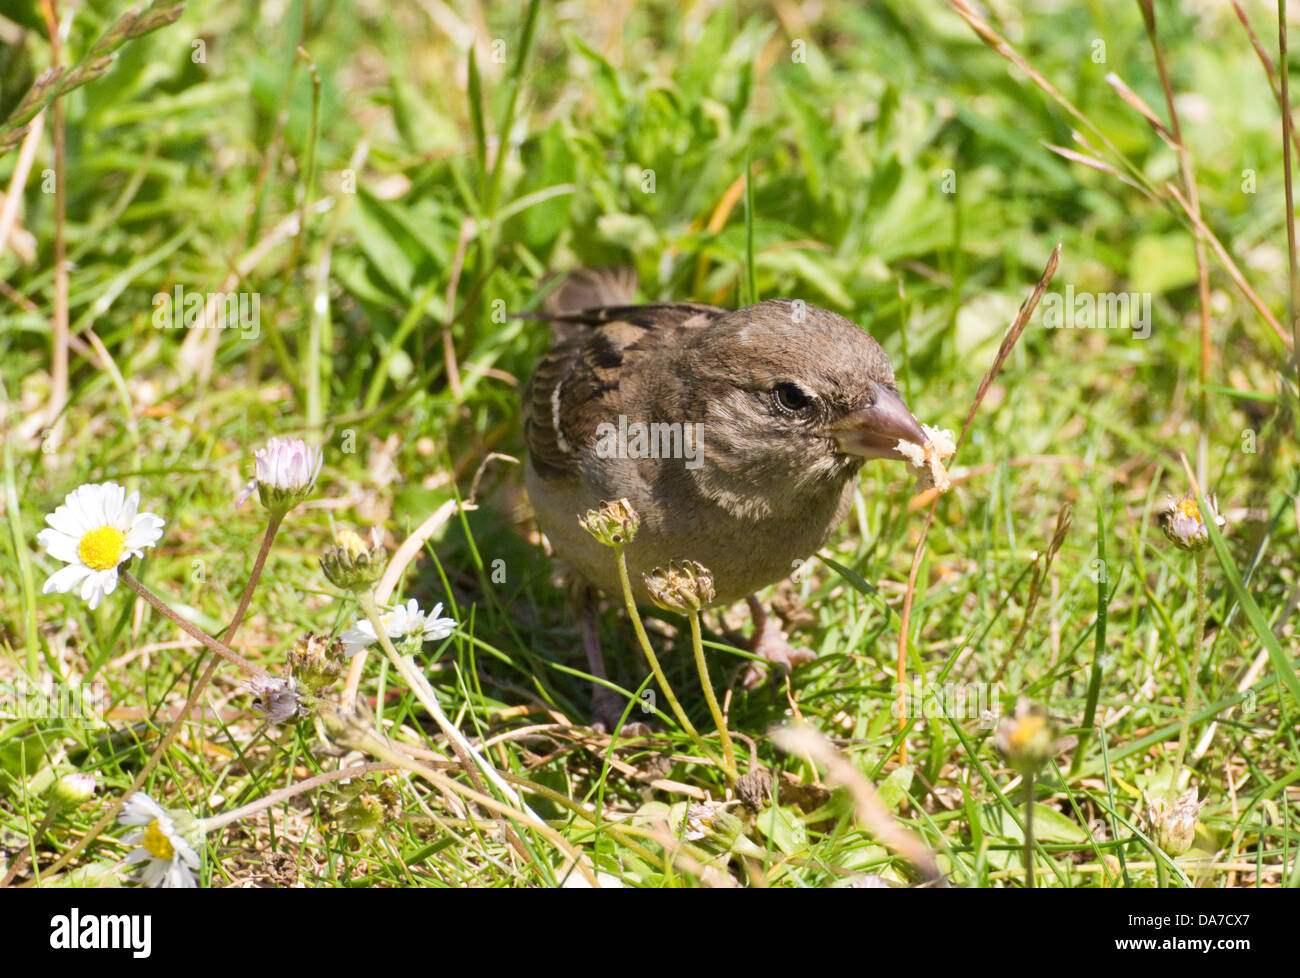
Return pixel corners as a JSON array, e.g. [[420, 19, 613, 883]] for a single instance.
[[523, 301, 728, 481]]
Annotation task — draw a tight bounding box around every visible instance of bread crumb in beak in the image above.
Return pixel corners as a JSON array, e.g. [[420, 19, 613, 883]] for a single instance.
[[896, 424, 956, 493]]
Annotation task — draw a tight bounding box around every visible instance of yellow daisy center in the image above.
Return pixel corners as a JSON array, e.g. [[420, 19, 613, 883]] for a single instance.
[[143, 818, 176, 861], [77, 525, 126, 571], [1175, 498, 1203, 525]]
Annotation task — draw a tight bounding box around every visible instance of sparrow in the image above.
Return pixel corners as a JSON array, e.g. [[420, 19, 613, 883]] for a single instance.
[[522, 269, 929, 727]]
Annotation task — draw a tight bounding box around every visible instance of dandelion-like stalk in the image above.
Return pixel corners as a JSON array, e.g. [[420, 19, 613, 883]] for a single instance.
[[1160, 489, 1223, 799], [1171, 547, 1209, 795], [612, 548, 700, 743], [687, 612, 736, 780], [643, 558, 736, 781]]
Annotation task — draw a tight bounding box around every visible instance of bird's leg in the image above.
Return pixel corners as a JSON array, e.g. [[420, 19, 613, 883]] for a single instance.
[[741, 594, 816, 690], [574, 587, 625, 732], [574, 585, 655, 734]]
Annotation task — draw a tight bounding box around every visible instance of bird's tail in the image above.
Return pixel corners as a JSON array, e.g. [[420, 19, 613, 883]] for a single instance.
[[540, 266, 638, 316]]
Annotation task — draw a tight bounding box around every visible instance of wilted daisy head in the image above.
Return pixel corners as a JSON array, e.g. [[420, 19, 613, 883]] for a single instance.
[[37, 482, 165, 609], [578, 498, 639, 547], [1160, 491, 1225, 553], [1144, 788, 1204, 857], [339, 598, 457, 657], [248, 675, 306, 724], [643, 559, 716, 613], [119, 792, 201, 888], [239, 436, 323, 513]]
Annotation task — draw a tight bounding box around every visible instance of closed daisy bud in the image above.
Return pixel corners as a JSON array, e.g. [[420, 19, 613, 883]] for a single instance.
[[47, 772, 97, 811], [238, 437, 323, 514], [1145, 788, 1204, 857], [578, 498, 639, 547], [1160, 491, 1225, 553], [994, 699, 1059, 776], [320, 526, 387, 591], [643, 559, 716, 613]]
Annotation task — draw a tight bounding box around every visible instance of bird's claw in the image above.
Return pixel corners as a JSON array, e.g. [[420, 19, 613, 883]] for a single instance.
[[742, 615, 816, 690]]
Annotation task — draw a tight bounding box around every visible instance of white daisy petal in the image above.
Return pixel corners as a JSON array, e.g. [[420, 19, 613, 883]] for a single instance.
[[37, 528, 81, 564], [98, 569, 120, 599], [125, 513, 165, 551], [76, 484, 108, 531], [80, 571, 113, 609], [45, 503, 90, 537], [121, 793, 168, 825], [43, 563, 93, 594], [121, 489, 140, 527], [104, 482, 127, 526]]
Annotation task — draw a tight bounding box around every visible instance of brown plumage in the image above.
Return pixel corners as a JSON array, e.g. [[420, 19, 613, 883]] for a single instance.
[[522, 269, 927, 724]]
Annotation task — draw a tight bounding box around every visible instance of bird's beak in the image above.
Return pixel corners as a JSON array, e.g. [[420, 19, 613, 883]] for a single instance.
[[824, 381, 929, 461]]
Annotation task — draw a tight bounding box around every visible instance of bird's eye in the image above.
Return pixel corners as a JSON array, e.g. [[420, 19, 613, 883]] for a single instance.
[[772, 382, 813, 414]]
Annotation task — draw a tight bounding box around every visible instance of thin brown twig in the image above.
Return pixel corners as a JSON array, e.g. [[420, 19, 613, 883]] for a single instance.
[[894, 243, 1061, 765], [1230, 0, 1300, 159], [1165, 183, 1290, 347], [37, 1, 68, 439], [1280, 1, 1300, 378], [1136, 0, 1213, 486]]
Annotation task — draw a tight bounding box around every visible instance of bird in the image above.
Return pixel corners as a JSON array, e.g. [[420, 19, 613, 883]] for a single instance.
[[521, 268, 929, 728]]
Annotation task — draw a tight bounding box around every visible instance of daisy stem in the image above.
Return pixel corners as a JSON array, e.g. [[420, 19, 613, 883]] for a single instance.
[[687, 611, 737, 781], [121, 570, 270, 679], [357, 590, 541, 822], [612, 545, 709, 752], [25, 515, 284, 885], [1023, 770, 1036, 889], [225, 510, 285, 639], [1171, 548, 1208, 798]]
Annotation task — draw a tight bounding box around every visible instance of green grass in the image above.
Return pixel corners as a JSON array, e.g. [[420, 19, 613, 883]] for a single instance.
[[0, 0, 1297, 887]]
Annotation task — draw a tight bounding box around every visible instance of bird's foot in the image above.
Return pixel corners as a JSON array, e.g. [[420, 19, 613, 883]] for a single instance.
[[741, 609, 816, 690]]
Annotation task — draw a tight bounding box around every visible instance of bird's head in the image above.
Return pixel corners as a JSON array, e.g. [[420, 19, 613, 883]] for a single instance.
[[667, 299, 927, 507]]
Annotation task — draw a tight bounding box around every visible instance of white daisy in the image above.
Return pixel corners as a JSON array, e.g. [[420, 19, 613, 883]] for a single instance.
[[37, 482, 165, 609], [339, 599, 458, 657], [119, 792, 200, 888]]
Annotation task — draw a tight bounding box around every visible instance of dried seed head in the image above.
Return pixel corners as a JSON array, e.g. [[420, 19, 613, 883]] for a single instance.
[[578, 498, 640, 547], [643, 559, 716, 613], [1145, 788, 1204, 857]]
